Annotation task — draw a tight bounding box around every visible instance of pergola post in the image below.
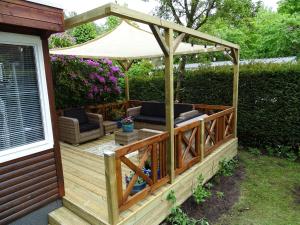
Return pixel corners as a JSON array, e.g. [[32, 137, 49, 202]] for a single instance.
[[164, 28, 175, 183], [232, 49, 239, 138], [124, 75, 130, 101], [104, 151, 119, 225], [118, 60, 134, 101]]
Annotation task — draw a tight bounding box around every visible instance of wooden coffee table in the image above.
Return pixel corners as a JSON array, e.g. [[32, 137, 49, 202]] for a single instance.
[[115, 129, 138, 145]]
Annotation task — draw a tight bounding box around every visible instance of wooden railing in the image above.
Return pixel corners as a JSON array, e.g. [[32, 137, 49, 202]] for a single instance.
[[57, 100, 228, 119], [193, 104, 231, 115], [85, 101, 128, 120], [114, 132, 169, 211], [85, 100, 141, 120], [104, 106, 235, 223], [174, 120, 202, 175], [204, 107, 235, 157]]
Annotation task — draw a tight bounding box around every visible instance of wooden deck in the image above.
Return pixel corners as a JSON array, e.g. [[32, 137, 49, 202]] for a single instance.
[[48, 135, 238, 225]]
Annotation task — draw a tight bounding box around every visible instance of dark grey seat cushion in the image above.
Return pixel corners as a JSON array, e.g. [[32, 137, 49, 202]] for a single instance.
[[136, 101, 197, 126], [140, 101, 165, 117], [174, 103, 193, 118], [64, 108, 88, 125], [79, 122, 100, 133], [135, 115, 166, 125], [140, 101, 193, 118]]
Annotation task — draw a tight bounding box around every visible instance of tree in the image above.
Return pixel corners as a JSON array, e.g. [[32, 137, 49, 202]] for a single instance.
[[154, 0, 262, 100], [105, 16, 122, 31], [213, 0, 262, 25], [278, 0, 300, 15], [72, 23, 98, 44], [253, 10, 300, 58], [201, 8, 300, 59], [127, 60, 154, 77], [155, 0, 218, 101]]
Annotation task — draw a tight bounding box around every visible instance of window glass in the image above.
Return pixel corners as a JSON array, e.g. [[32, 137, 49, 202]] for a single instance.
[[0, 44, 44, 151]]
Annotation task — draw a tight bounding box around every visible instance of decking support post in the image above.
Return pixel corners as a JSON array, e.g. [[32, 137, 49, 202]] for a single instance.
[[232, 49, 239, 138], [200, 119, 205, 161], [164, 28, 175, 183], [104, 151, 119, 225]]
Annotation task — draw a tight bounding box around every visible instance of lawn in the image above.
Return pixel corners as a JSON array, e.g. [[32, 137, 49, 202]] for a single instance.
[[216, 150, 300, 225]]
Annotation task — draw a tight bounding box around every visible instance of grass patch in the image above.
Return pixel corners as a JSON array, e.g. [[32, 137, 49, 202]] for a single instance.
[[216, 150, 300, 225]]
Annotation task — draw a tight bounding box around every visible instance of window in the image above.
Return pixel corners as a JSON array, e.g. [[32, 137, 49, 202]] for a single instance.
[[0, 32, 53, 163]]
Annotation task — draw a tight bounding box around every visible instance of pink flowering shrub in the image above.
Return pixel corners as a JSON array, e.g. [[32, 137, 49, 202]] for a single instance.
[[51, 55, 124, 108]]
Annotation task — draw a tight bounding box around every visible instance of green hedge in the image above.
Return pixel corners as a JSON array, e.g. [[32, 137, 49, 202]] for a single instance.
[[129, 63, 300, 151]]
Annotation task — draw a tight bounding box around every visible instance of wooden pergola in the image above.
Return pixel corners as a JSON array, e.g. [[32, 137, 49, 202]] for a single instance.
[[63, 3, 239, 224]]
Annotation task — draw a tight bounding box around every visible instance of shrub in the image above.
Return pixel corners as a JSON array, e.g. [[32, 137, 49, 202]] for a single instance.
[[216, 191, 225, 199], [127, 59, 154, 77], [48, 32, 76, 49], [51, 55, 124, 109], [72, 23, 97, 44], [218, 158, 238, 177], [129, 62, 300, 158], [193, 175, 211, 204], [166, 190, 209, 225], [266, 145, 298, 161]]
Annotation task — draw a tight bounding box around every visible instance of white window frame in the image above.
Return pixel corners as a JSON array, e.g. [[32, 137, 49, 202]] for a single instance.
[[0, 32, 54, 163]]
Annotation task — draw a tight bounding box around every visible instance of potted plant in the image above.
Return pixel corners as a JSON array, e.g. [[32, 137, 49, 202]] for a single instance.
[[125, 168, 151, 195], [144, 159, 161, 179], [121, 116, 134, 132]]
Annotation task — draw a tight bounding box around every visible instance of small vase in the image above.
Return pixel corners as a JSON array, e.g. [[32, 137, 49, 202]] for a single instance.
[[122, 123, 134, 132]]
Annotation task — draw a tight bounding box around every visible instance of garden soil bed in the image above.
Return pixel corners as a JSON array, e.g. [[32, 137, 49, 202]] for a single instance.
[[161, 161, 246, 224]]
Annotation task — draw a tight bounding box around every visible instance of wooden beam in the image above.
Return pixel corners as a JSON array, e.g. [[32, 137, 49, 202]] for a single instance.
[[232, 49, 239, 138], [149, 24, 169, 56], [108, 4, 239, 49], [64, 3, 239, 50], [64, 3, 112, 29], [118, 60, 134, 71], [230, 48, 238, 64], [104, 151, 119, 225], [173, 33, 186, 52], [164, 28, 175, 183], [224, 49, 234, 62]]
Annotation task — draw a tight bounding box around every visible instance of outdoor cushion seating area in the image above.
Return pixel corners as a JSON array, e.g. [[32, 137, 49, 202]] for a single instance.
[[127, 101, 203, 131], [59, 107, 104, 145]]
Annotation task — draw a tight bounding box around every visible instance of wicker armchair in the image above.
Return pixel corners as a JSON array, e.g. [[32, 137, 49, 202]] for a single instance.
[[59, 108, 104, 145]]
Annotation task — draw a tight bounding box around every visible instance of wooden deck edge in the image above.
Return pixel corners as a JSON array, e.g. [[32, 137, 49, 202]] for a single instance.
[[60, 142, 105, 160], [62, 197, 109, 225], [117, 138, 238, 225]]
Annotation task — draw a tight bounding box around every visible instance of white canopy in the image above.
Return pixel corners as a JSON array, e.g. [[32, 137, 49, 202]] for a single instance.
[[50, 21, 225, 60]]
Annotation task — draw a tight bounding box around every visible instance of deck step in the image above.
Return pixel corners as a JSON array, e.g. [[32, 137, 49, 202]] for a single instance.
[[63, 197, 108, 225], [48, 207, 91, 225]]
